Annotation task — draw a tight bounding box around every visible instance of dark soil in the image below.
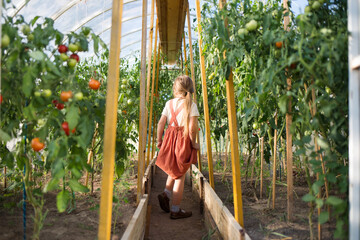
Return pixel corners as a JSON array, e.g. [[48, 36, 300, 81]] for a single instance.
[[0, 168, 137, 240], [201, 153, 336, 240]]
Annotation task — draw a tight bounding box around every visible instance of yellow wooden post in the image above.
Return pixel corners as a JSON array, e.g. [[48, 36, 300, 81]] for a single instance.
[[219, 0, 244, 226], [147, 22, 159, 165], [137, 0, 148, 203], [283, 0, 293, 222], [183, 35, 188, 75], [272, 114, 278, 209], [97, 1, 123, 239], [187, 6, 202, 171], [152, 43, 161, 160], [196, 0, 214, 188], [146, 0, 155, 104]]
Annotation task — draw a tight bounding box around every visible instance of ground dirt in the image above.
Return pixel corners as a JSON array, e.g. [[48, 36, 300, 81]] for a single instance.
[[201, 153, 336, 240], [147, 166, 209, 240], [0, 166, 137, 240]]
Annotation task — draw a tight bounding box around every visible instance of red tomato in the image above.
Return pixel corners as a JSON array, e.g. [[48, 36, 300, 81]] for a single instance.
[[31, 138, 45, 152], [70, 53, 80, 62], [58, 45, 68, 53], [62, 122, 70, 136], [89, 78, 101, 90], [275, 41, 283, 48], [56, 103, 64, 110], [0, 94, 2, 104], [60, 91, 72, 102], [52, 100, 58, 105]]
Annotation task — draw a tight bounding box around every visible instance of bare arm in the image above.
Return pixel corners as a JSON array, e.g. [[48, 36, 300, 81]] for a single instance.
[[189, 116, 199, 149], [157, 115, 167, 149]]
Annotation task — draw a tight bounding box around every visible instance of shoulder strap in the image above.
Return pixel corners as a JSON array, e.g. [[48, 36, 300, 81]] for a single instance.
[[169, 99, 184, 126]]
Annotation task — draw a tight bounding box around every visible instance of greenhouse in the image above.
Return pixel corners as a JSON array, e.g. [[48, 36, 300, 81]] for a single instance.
[[0, 0, 358, 239]]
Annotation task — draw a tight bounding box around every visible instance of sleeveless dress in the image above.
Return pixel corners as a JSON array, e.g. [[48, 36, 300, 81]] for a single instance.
[[156, 99, 198, 179]]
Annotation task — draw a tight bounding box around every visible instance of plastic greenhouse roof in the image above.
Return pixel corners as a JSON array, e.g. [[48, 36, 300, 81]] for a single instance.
[[5, 0, 307, 60], [5, 0, 199, 60]]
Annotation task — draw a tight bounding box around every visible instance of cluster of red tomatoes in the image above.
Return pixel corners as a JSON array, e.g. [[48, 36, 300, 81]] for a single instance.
[[58, 44, 80, 68]]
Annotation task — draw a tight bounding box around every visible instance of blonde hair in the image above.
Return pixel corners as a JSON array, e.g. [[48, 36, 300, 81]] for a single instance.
[[173, 75, 195, 137]]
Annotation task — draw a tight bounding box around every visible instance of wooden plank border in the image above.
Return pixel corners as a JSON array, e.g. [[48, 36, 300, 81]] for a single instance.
[[121, 194, 149, 240], [191, 165, 251, 240]]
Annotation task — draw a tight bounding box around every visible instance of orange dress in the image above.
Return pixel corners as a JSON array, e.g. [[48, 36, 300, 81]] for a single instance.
[[156, 99, 197, 179]]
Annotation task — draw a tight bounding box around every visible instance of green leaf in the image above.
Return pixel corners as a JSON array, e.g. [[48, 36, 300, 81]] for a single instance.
[[326, 196, 343, 206], [28, 50, 45, 61], [278, 95, 287, 114], [56, 190, 70, 213], [22, 68, 34, 97], [23, 104, 37, 121], [302, 193, 316, 202], [0, 129, 11, 143], [66, 105, 80, 130], [68, 179, 89, 193], [43, 178, 60, 192], [318, 211, 329, 224], [315, 198, 324, 208], [316, 138, 329, 149], [115, 161, 125, 178]]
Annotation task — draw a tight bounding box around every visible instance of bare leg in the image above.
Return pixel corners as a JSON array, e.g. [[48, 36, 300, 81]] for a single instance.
[[165, 175, 175, 191], [172, 174, 185, 206]]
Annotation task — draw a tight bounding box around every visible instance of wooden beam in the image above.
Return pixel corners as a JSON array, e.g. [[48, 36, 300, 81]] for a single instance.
[[191, 165, 250, 240], [146, 21, 159, 166], [196, 0, 214, 188], [146, 0, 155, 105], [219, 0, 244, 226], [137, 0, 148, 203], [260, 137, 264, 199], [183, 34, 188, 75], [98, 1, 124, 239], [186, 6, 202, 171], [121, 194, 149, 240]]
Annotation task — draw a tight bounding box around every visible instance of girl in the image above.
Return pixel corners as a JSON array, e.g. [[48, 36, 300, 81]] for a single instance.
[[156, 75, 200, 219]]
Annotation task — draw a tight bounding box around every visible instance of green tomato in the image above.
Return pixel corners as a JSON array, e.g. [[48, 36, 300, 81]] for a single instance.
[[68, 58, 77, 68], [1, 34, 10, 48], [121, 84, 126, 90], [27, 34, 34, 41], [127, 99, 133, 106], [75, 41, 83, 52], [60, 53, 69, 61], [42, 89, 52, 98], [325, 87, 331, 94], [34, 91, 42, 97], [237, 28, 248, 37], [121, 79, 128, 85], [74, 92, 83, 100], [318, 0, 325, 3], [82, 27, 91, 36], [312, 1, 321, 10], [22, 25, 31, 35], [304, 6, 311, 13], [253, 122, 258, 129], [245, 20, 258, 31], [68, 43, 78, 53], [272, 10, 278, 17]]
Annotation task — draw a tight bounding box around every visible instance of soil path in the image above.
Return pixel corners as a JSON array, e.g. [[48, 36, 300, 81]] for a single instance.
[[147, 167, 208, 240]]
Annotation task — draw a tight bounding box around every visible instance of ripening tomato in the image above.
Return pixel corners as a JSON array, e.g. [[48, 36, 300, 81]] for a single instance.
[[58, 45, 68, 53], [56, 103, 64, 110], [68, 43, 78, 53], [89, 78, 101, 90], [275, 41, 283, 49], [70, 53, 80, 62], [31, 138, 45, 152], [0, 94, 2, 104], [60, 91, 72, 102]]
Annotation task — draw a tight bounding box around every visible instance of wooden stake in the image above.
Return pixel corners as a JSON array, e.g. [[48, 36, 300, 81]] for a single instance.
[[146, 0, 155, 104], [146, 21, 159, 166], [260, 137, 264, 199], [187, 6, 202, 171], [4, 167, 6, 189], [183, 34, 189, 75], [272, 114, 278, 209], [137, 0, 148, 203], [98, 0, 123, 239], [196, 0, 214, 189], [219, 0, 244, 226]]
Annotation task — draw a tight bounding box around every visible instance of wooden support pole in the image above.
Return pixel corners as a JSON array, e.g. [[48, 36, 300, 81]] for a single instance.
[[283, 0, 293, 222], [137, 0, 148, 203], [146, 21, 159, 166], [260, 137, 264, 199], [183, 34, 189, 75], [187, 6, 202, 172], [146, 0, 155, 104], [272, 114, 278, 209], [98, 1, 123, 239], [219, 0, 244, 226], [4, 167, 6, 189], [196, 0, 214, 188]]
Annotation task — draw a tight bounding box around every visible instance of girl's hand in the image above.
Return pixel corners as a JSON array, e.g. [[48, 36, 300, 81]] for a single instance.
[[192, 142, 200, 150], [157, 141, 162, 149]]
